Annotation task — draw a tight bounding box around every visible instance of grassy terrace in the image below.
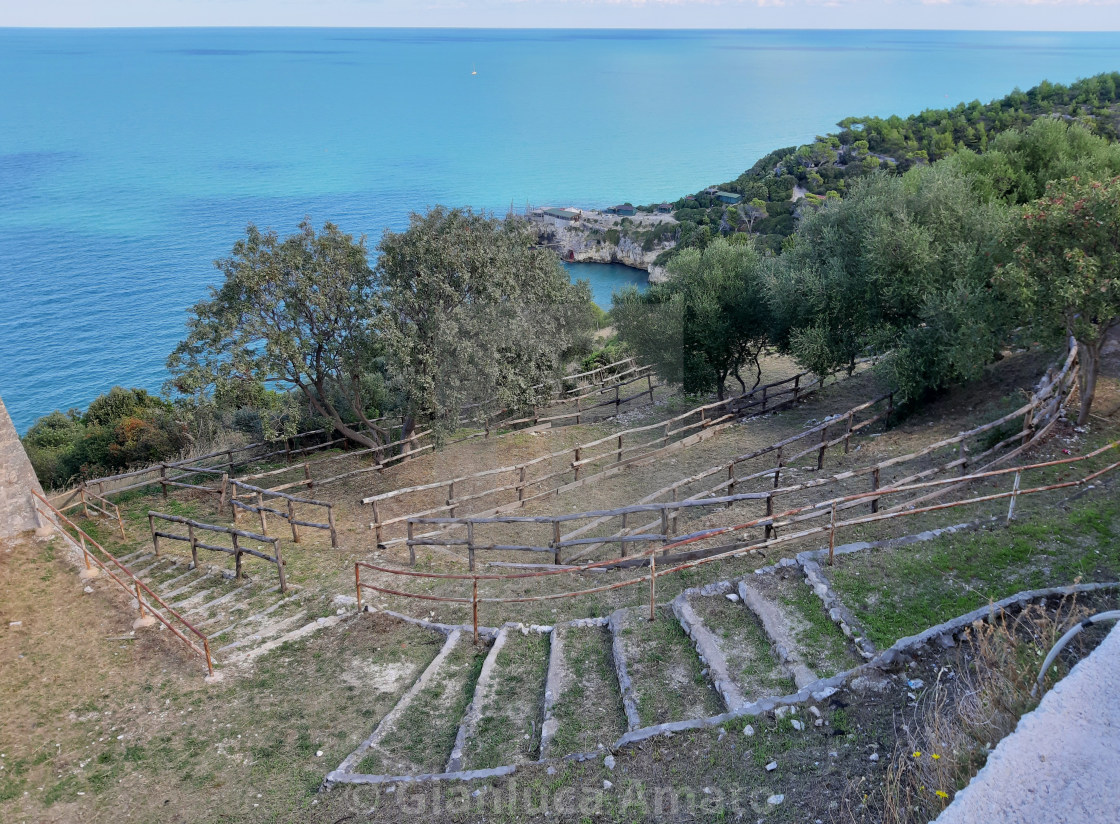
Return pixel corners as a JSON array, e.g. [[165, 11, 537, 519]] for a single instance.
[[827, 485, 1120, 649]]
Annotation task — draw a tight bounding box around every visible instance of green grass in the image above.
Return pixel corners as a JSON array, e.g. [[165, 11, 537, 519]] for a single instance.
[[465, 632, 550, 768], [828, 492, 1120, 648], [549, 627, 626, 757]]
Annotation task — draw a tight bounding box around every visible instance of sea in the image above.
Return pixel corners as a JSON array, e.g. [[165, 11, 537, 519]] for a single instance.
[[3, 28, 1120, 432]]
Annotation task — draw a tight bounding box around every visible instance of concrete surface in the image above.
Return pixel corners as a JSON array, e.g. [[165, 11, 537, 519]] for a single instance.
[[0, 395, 48, 540], [936, 622, 1120, 824]]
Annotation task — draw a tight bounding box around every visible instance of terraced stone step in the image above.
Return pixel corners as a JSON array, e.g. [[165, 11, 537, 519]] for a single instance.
[[539, 619, 626, 760], [742, 564, 864, 684], [448, 625, 550, 772], [348, 630, 490, 776], [609, 606, 722, 730], [675, 585, 795, 710]]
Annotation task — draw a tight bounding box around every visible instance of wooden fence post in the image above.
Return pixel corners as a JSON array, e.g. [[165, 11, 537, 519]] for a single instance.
[[773, 447, 784, 489], [817, 424, 829, 471], [615, 383, 621, 412], [828, 502, 838, 566], [669, 487, 678, 535], [448, 481, 456, 518], [573, 447, 582, 481], [792, 373, 801, 402], [843, 411, 854, 454], [285, 437, 292, 465], [660, 507, 670, 547], [304, 464, 313, 491], [472, 578, 479, 644], [148, 513, 159, 556], [467, 521, 475, 573], [227, 450, 234, 475], [327, 505, 338, 548], [765, 493, 774, 541], [274, 538, 287, 593], [371, 499, 382, 546], [80, 485, 90, 519], [958, 442, 967, 477], [647, 374, 654, 403], [257, 491, 268, 536], [727, 462, 736, 506], [288, 499, 300, 543], [407, 521, 416, 567], [79, 533, 91, 571], [761, 384, 768, 412], [648, 553, 657, 622], [159, 464, 168, 500], [232, 533, 242, 580], [134, 580, 146, 619], [518, 465, 527, 503], [220, 473, 230, 514], [1007, 470, 1023, 522], [188, 522, 198, 568], [355, 564, 362, 611], [617, 434, 624, 463], [552, 521, 562, 566], [871, 468, 880, 513]]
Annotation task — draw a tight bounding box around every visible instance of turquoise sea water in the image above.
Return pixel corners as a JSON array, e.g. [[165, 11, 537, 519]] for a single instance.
[[3, 28, 1120, 432]]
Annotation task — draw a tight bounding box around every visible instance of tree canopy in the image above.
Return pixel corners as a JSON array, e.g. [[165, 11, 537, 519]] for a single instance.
[[1003, 175, 1120, 424]]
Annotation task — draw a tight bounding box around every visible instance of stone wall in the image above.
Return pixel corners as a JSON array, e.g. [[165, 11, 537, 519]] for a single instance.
[[0, 396, 48, 540]]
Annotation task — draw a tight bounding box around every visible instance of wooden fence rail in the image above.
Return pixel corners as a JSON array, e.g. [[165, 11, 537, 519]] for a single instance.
[[357, 439, 1120, 641], [147, 511, 288, 592], [364, 362, 866, 546], [32, 490, 215, 676], [227, 479, 339, 547], [407, 346, 1079, 568]]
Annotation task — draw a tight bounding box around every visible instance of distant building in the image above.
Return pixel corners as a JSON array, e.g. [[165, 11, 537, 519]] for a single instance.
[[715, 191, 742, 205], [702, 186, 719, 196], [657, 202, 673, 213], [614, 203, 637, 216], [543, 207, 581, 224]]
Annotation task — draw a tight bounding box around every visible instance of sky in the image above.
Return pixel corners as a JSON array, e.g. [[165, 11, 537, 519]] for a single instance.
[[1, 0, 1118, 32]]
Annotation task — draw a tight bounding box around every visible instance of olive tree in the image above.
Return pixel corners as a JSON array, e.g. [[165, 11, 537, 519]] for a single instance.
[[1003, 175, 1120, 424], [376, 207, 595, 436], [167, 220, 389, 448]]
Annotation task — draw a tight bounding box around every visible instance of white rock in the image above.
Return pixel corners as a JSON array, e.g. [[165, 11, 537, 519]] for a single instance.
[[765, 761, 778, 772], [743, 725, 755, 737], [767, 794, 785, 805], [869, 753, 879, 762], [602, 780, 613, 790], [546, 766, 556, 776], [725, 593, 740, 602], [791, 719, 804, 731], [316, 750, 323, 757], [808, 706, 822, 719], [603, 755, 615, 770], [774, 706, 791, 720], [812, 686, 839, 702]]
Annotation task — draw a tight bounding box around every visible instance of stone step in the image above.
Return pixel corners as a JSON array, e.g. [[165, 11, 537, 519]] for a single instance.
[[157, 564, 204, 593], [183, 582, 254, 617], [609, 606, 723, 730], [740, 565, 864, 684], [333, 630, 464, 778], [216, 609, 309, 654], [674, 585, 795, 711], [227, 613, 348, 667], [118, 550, 152, 566], [202, 592, 302, 639], [132, 557, 174, 580], [538, 619, 625, 760], [163, 571, 217, 603], [451, 625, 550, 772]]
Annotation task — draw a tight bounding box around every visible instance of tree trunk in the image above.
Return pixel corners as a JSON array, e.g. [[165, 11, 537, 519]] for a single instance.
[[400, 415, 416, 454], [1076, 338, 1101, 426], [301, 386, 381, 450]]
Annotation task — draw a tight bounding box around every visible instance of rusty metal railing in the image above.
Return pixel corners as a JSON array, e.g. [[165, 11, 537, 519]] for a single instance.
[[355, 441, 1120, 640], [32, 490, 215, 677]]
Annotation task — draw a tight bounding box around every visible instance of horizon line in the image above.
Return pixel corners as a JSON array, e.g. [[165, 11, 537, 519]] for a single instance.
[[3, 25, 1120, 33]]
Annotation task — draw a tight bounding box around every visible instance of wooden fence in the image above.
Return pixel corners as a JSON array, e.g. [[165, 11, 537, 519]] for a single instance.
[[48, 484, 127, 539], [364, 362, 863, 546], [32, 491, 215, 676], [356, 440, 1120, 641], [227, 479, 339, 547], [147, 512, 288, 592], [403, 346, 1079, 568]]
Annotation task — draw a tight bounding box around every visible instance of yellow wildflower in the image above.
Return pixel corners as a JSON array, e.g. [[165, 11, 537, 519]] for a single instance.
[[932, 754, 941, 760], [936, 790, 950, 799], [912, 751, 922, 758]]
